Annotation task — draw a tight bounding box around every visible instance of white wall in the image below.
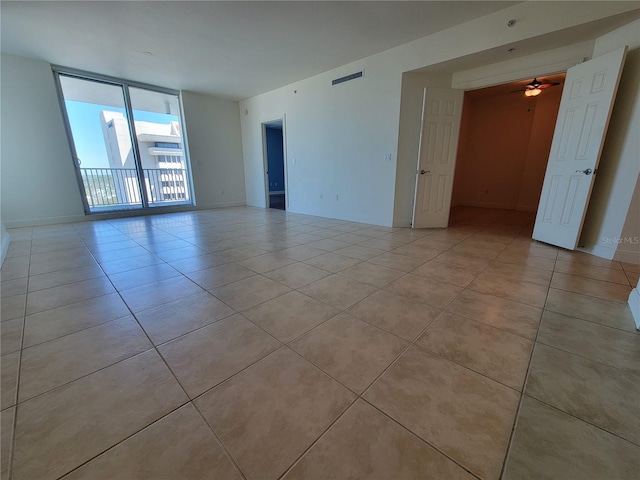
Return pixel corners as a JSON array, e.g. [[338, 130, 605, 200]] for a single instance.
[[0, 54, 247, 227], [580, 19, 640, 261], [181, 91, 246, 209], [617, 174, 640, 264], [239, 2, 636, 227], [1, 53, 85, 227]]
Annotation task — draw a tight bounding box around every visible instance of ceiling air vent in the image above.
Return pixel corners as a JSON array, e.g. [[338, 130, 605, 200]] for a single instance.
[[332, 70, 364, 86]]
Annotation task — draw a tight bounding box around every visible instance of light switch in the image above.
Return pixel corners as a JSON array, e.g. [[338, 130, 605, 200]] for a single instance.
[[384, 153, 392, 162]]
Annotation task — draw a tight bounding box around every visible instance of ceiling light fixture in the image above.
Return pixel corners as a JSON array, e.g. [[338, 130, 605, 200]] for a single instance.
[[524, 88, 542, 97], [142, 51, 153, 56]]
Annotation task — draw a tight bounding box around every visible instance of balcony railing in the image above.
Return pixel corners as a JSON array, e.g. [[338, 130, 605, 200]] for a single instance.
[[80, 168, 190, 211]]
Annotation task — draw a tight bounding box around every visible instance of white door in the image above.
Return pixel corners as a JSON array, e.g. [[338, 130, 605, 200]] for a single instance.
[[533, 46, 627, 249], [412, 87, 464, 228]]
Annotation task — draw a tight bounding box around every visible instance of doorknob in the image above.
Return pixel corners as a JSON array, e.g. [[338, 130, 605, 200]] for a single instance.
[[575, 168, 592, 175], [420, 170, 430, 175]]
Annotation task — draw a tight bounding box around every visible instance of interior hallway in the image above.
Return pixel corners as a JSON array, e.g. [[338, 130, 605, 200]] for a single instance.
[[1, 206, 638, 480]]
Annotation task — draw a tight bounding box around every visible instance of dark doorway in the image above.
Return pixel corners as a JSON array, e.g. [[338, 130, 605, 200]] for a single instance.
[[264, 121, 285, 210]]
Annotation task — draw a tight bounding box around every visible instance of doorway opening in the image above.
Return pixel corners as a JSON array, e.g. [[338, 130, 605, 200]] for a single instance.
[[263, 120, 286, 210], [450, 73, 566, 224]]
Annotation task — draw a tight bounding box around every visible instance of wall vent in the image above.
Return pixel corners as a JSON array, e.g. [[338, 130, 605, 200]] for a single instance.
[[332, 70, 364, 86]]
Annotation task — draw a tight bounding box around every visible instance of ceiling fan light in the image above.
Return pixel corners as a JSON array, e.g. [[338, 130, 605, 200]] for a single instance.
[[525, 88, 542, 97]]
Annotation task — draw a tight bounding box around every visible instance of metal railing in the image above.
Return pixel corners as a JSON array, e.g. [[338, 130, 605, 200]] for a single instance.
[[80, 168, 190, 210]]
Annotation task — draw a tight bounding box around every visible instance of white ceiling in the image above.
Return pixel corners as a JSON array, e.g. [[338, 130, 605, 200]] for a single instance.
[[3, 2, 638, 101], [1, 1, 518, 100]]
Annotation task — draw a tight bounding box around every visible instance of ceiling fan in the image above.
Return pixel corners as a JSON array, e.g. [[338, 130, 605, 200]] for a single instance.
[[516, 78, 561, 97]]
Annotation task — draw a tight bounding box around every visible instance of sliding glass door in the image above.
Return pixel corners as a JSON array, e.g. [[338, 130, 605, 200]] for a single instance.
[[56, 71, 193, 213]]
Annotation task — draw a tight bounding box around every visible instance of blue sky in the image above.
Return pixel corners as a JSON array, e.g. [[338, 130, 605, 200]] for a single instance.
[[65, 101, 179, 168]]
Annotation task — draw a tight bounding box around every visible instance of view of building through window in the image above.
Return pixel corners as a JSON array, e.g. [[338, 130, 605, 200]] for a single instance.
[[57, 73, 192, 212], [101, 111, 188, 205]]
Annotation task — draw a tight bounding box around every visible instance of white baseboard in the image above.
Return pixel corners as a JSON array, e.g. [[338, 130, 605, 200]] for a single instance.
[[392, 219, 412, 228], [628, 288, 640, 330], [194, 201, 246, 210], [5, 213, 87, 229], [1, 231, 10, 267], [3, 202, 248, 229]]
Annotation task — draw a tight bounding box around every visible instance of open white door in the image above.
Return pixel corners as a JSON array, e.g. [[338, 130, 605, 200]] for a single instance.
[[412, 87, 464, 228], [533, 46, 627, 249]]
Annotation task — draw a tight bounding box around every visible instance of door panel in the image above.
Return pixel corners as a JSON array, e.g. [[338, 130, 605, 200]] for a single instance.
[[129, 88, 192, 207], [412, 88, 464, 228], [533, 46, 628, 249], [58, 75, 143, 212]]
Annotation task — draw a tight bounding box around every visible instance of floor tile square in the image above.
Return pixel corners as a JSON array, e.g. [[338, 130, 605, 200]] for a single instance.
[[283, 399, 475, 480], [291, 313, 407, 393], [338, 261, 405, 288], [119, 276, 204, 313], [23, 293, 131, 347], [412, 260, 477, 287], [525, 343, 640, 444], [158, 314, 280, 397], [62, 404, 242, 480], [503, 396, 640, 480], [239, 252, 297, 274], [1, 294, 26, 321], [186, 263, 257, 290], [385, 274, 463, 309], [26, 277, 115, 315], [367, 251, 426, 272], [278, 245, 326, 261], [135, 291, 235, 345], [544, 288, 637, 333], [554, 260, 630, 285], [211, 275, 290, 311], [107, 263, 181, 291], [495, 250, 556, 271], [537, 310, 640, 371], [302, 252, 361, 273], [333, 245, 385, 261], [417, 312, 533, 390], [195, 347, 354, 480], [11, 350, 187, 480], [298, 275, 377, 310], [391, 243, 441, 260], [469, 272, 548, 307], [27, 264, 105, 293], [1, 407, 14, 480], [1, 277, 28, 298], [262, 262, 331, 289], [1, 317, 24, 355], [243, 291, 338, 343], [98, 253, 163, 275], [306, 238, 352, 251], [19, 315, 152, 401], [484, 260, 552, 287], [347, 289, 441, 341], [551, 272, 631, 303], [1, 351, 19, 409], [364, 346, 520, 480]]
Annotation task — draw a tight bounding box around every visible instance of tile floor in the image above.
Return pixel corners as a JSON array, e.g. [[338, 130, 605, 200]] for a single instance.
[[1, 206, 639, 480]]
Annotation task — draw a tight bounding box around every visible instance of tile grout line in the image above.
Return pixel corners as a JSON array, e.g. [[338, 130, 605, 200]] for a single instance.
[[7, 228, 33, 480]]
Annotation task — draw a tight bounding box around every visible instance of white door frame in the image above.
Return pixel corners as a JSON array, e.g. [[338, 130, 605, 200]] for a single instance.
[[261, 115, 288, 209], [441, 67, 571, 225]]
